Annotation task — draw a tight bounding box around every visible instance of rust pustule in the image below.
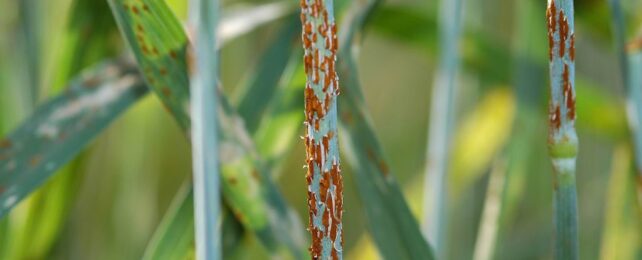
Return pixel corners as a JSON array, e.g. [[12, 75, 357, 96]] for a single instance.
[[546, 1, 557, 60], [559, 11, 569, 58], [82, 76, 101, 88], [131, 6, 140, 15], [169, 50, 178, 60], [159, 67, 168, 76], [305, 87, 326, 119], [562, 64, 575, 120], [550, 104, 561, 130], [251, 169, 261, 181], [380, 160, 389, 177], [29, 155, 42, 167], [0, 139, 12, 149], [161, 87, 171, 97], [570, 34, 575, 61]]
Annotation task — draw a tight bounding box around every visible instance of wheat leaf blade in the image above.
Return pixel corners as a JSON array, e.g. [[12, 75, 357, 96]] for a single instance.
[[0, 60, 147, 218]]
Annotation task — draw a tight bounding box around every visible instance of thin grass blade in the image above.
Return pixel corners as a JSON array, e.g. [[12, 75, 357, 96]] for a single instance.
[[599, 144, 641, 260], [142, 184, 196, 260]]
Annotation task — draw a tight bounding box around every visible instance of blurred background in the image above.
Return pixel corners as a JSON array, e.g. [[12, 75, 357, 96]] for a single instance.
[[0, 0, 640, 259]]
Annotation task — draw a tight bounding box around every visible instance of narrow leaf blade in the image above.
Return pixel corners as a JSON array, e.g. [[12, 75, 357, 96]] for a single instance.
[[0, 60, 147, 217]]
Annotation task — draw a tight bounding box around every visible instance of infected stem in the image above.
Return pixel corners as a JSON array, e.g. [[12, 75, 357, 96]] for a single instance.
[[300, 0, 343, 259], [546, 0, 579, 259]]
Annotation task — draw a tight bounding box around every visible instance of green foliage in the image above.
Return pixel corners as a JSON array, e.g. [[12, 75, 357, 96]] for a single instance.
[[109, 0, 306, 258], [0, 60, 147, 217]]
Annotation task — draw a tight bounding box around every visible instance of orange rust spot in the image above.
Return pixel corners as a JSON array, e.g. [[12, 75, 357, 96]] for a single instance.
[[563, 64, 576, 120], [159, 67, 168, 76], [626, 37, 642, 53], [169, 50, 178, 59], [228, 177, 237, 185], [559, 11, 569, 58], [132, 6, 140, 15], [153, 47, 159, 56], [546, 2, 557, 60], [305, 87, 326, 119], [137, 24, 144, 32], [142, 4, 150, 12], [570, 34, 575, 61], [83, 76, 100, 88], [0, 139, 12, 149], [58, 131, 68, 141], [380, 160, 389, 176], [142, 45, 150, 55], [30, 155, 42, 167], [304, 22, 312, 35], [233, 210, 245, 224], [161, 87, 171, 97], [550, 105, 561, 130], [251, 169, 261, 181]]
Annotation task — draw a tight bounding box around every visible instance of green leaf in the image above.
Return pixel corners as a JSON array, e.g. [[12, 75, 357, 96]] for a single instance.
[[108, 1, 307, 258], [336, 1, 434, 259], [235, 15, 300, 134], [142, 184, 195, 260], [0, 60, 148, 218]]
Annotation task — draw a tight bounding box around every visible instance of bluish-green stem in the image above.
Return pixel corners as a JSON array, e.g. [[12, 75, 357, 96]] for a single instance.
[[301, 0, 343, 258], [188, 0, 221, 259], [609, 0, 642, 212], [627, 51, 642, 210], [546, 0, 579, 259], [421, 0, 463, 257]]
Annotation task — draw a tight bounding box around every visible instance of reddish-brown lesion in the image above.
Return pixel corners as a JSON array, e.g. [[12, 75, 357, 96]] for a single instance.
[[161, 87, 171, 97], [550, 104, 561, 131], [559, 11, 569, 58], [562, 64, 576, 120], [570, 34, 575, 61], [546, 2, 557, 61], [29, 155, 42, 167], [0, 139, 12, 149], [546, 2, 572, 60]]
